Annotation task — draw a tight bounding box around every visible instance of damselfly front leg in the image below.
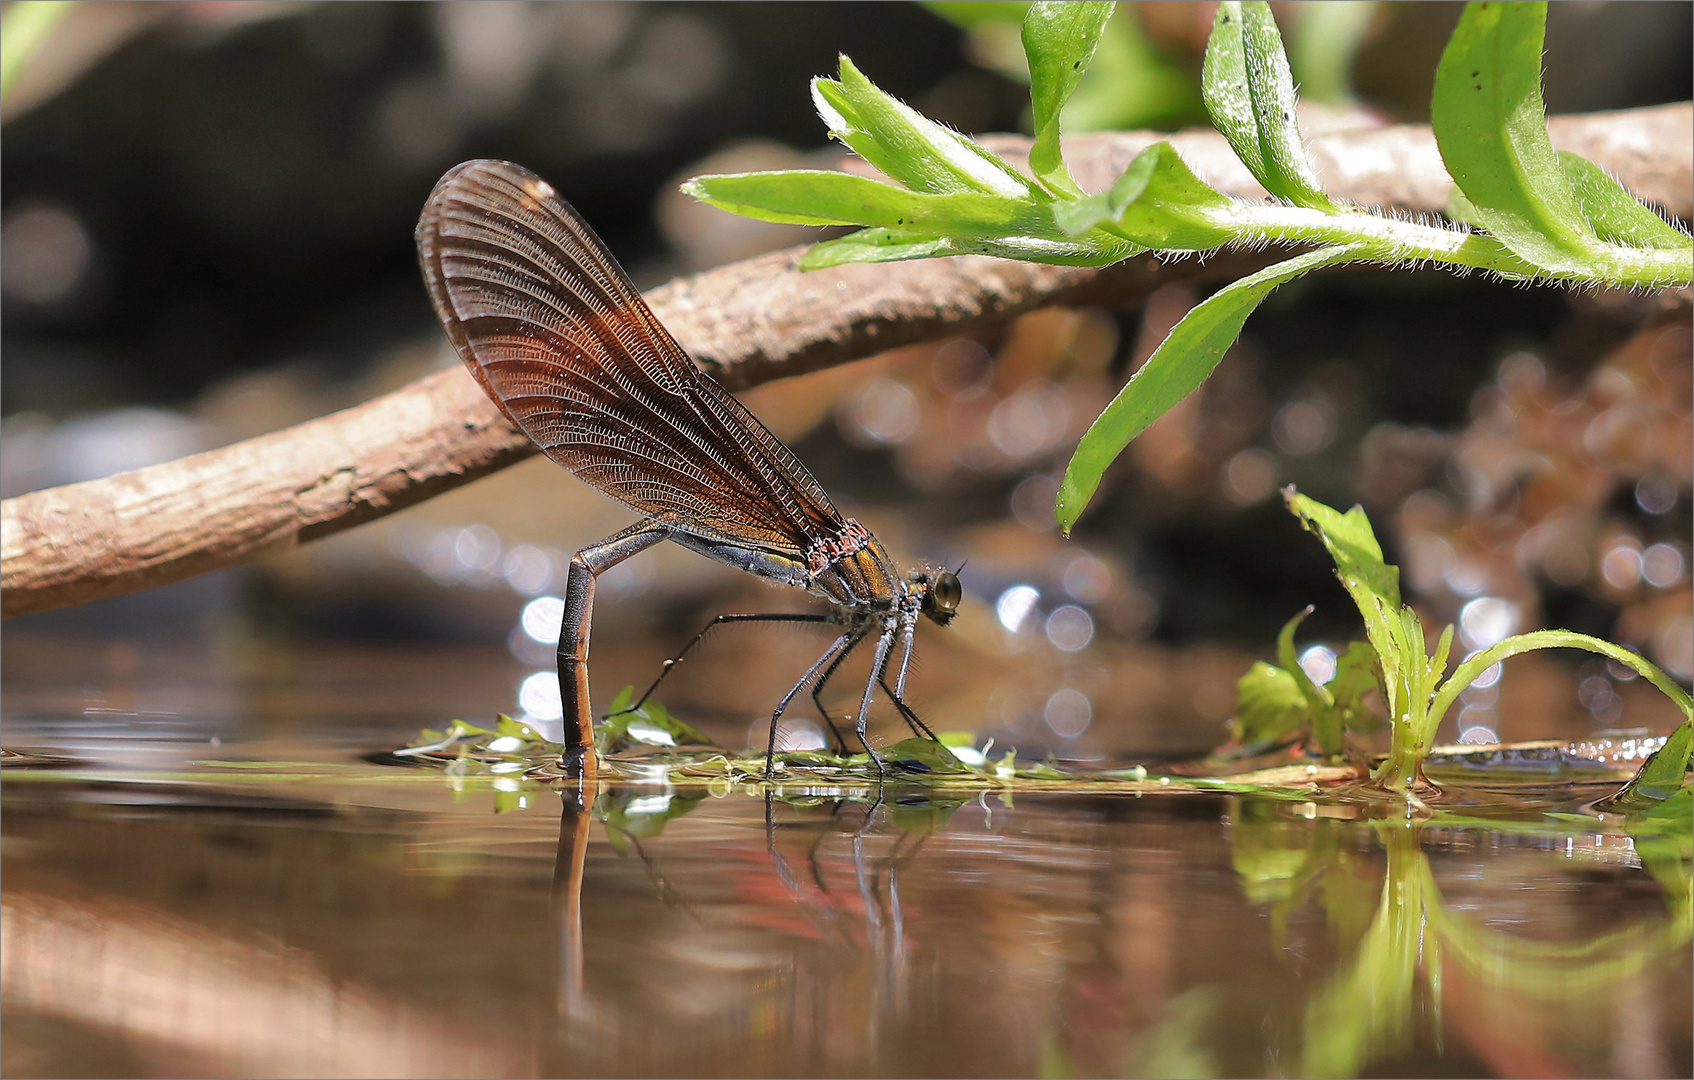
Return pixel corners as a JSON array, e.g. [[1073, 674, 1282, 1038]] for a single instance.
[[764, 629, 860, 777]]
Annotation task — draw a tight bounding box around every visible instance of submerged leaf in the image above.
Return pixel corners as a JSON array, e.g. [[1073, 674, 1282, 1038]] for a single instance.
[[597, 692, 717, 755]]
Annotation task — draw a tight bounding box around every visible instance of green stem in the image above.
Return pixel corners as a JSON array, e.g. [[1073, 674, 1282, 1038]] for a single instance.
[[1374, 709, 1436, 793], [1222, 204, 1693, 288]]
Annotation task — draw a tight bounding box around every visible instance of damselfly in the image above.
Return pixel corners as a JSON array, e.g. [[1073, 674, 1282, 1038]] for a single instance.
[[417, 161, 959, 780]]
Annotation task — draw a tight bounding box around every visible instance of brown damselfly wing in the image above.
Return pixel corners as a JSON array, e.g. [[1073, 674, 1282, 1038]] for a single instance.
[[416, 160, 940, 780], [417, 160, 846, 554]]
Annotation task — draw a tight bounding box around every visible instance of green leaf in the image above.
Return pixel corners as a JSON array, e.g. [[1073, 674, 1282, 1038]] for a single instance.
[[596, 692, 717, 755], [1022, 0, 1114, 198], [799, 227, 961, 267], [1235, 660, 1310, 747], [1058, 4, 1205, 133], [813, 56, 1033, 198], [1052, 142, 1235, 250], [1055, 244, 1362, 532], [882, 736, 970, 774], [1631, 719, 1693, 797], [1282, 492, 1401, 622], [685, 170, 1044, 235], [1557, 151, 1692, 251], [1609, 720, 1694, 807], [1432, 630, 1693, 740], [799, 225, 1139, 269], [1275, 605, 1327, 706], [1201, 1, 1336, 210], [1431, 2, 1598, 274], [1327, 641, 1385, 733]]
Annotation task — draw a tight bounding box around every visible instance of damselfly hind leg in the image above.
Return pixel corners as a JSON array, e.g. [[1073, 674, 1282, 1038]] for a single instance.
[[558, 523, 669, 780]]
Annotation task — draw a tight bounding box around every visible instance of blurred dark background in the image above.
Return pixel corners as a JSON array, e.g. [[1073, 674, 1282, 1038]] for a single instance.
[[2, 1, 1689, 758]]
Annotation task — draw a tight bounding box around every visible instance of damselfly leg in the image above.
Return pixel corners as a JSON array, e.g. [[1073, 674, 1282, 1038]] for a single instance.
[[558, 523, 669, 778], [607, 611, 837, 720]]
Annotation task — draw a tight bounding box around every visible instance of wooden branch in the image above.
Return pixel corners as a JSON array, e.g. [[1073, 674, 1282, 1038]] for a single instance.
[[4, 103, 1689, 619]]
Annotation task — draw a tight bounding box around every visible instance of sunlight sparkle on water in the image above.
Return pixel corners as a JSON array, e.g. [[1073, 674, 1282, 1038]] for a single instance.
[[1459, 596, 1519, 651], [1298, 645, 1337, 684], [1044, 688, 1092, 737], [521, 596, 565, 644], [996, 585, 1040, 633], [518, 671, 563, 720]]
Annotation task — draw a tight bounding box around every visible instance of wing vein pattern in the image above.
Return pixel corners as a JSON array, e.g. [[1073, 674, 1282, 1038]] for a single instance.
[[417, 160, 845, 557]]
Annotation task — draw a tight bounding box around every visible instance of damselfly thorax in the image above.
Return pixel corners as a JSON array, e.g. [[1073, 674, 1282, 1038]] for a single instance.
[[416, 160, 959, 782]]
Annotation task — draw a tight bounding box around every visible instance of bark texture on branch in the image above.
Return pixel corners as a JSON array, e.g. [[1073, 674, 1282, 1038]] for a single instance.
[[4, 103, 1689, 619]]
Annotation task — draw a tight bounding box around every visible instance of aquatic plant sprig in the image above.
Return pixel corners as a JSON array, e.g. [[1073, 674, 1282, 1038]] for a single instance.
[[1276, 490, 1692, 793], [683, 1, 1692, 533]]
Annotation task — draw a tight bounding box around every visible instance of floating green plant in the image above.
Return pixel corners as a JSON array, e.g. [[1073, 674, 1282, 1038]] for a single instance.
[[1246, 490, 1692, 794]]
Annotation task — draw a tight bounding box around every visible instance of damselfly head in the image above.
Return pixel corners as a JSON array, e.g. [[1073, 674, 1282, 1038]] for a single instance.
[[910, 568, 962, 626]]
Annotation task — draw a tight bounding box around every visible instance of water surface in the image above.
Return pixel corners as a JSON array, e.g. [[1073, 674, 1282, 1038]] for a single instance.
[[2, 639, 1688, 1079]]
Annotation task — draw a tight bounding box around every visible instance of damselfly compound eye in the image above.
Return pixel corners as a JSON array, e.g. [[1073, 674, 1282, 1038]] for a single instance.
[[931, 571, 962, 615]]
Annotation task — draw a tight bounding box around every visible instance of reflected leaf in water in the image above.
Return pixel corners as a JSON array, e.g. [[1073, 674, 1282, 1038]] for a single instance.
[[598, 786, 707, 851], [1280, 810, 1694, 1078], [1124, 987, 1225, 1080], [885, 790, 970, 833], [1228, 799, 1376, 952]]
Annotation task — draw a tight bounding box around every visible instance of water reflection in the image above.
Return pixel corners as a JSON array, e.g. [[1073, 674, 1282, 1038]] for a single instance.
[[3, 764, 1688, 1078]]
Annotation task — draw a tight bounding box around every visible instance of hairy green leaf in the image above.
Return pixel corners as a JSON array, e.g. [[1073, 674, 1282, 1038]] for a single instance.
[[1557, 151, 1692, 251], [686, 170, 1044, 235], [1052, 142, 1234, 249], [1056, 244, 1361, 532], [799, 225, 1139, 269], [1202, 1, 1335, 210], [1022, 0, 1114, 198], [812, 57, 1033, 198], [1431, 2, 1597, 273]]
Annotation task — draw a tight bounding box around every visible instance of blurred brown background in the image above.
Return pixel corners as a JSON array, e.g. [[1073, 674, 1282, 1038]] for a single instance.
[[2, 0, 1689, 760]]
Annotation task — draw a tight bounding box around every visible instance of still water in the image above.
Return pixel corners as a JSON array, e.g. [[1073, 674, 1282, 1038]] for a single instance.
[[2, 638, 1689, 1079]]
